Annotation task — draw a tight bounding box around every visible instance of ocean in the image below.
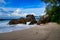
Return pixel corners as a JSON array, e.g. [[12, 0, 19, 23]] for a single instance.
[[0, 16, 40, 33]]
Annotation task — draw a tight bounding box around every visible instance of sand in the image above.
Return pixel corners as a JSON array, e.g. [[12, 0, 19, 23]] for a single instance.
[[0, 22, 60, 40]]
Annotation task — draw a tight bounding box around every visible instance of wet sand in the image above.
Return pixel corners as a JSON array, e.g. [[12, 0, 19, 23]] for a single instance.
[[0, 22, 60, 40]]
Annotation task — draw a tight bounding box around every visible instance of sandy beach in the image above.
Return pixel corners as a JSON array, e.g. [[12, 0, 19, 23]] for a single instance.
[[0, 22, 60, 40]]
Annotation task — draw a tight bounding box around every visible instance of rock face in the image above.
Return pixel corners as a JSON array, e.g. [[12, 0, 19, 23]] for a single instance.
[[37, 16, 44, 25], [44, 14, 50, 23], [29, 21, 37, 25], [37, 14, 50, 25], [26, 15, 37, 25], [26, 15, 35, 22], [18, 17, 26, 24], [9, 17, 26, 25], [9, 14, 50, 25], [9, 19, 19, 25]]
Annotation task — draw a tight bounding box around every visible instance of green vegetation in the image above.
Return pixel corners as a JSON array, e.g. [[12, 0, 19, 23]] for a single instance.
[[42, 0, 60, 24]]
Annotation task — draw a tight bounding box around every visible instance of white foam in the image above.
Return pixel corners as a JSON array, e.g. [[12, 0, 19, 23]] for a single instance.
[[26, 22, 31, 25], [0, 21, 38, 33]]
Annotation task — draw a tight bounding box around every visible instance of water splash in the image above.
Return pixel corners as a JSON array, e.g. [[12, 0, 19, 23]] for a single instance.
[[0, 21, 38, 33], [26, 22, 31, 25]]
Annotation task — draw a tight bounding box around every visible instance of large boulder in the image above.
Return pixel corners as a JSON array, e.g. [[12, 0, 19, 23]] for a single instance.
[[18, 17, 26, 24], [29, 21, 37, 25], [37, 16, 45, 25], [26, 15, 35, 22], [44, 14, 50, 23], [37, 14, 50, 25], [9, 19, 19, 25], [26, 14, 37, 25]]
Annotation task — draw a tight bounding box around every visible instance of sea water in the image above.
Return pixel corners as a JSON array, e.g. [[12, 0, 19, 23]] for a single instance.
[[0, 16, 40, 33]]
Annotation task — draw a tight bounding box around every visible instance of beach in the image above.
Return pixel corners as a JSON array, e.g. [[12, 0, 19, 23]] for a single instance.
[[0, 22, 60, 40]]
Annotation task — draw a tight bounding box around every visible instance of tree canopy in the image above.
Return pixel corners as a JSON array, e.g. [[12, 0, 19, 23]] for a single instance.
[[42, 0, 60, 24]]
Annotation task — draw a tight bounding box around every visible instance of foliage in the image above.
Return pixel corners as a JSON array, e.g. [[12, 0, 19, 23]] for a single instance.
[[42, 0, 60, 24]]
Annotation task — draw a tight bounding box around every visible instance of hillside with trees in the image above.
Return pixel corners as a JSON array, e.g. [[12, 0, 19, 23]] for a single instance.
[[42, 0, 60, 24]]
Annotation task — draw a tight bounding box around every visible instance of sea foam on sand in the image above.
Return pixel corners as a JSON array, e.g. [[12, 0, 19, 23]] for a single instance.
[[0, 21, 38, 33]]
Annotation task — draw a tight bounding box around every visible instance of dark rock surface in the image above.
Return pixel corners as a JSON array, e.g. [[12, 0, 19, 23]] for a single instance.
[[9, 19, 19, 25], [18, 17, 26, 24], [37, 14, 50, 25], [26, 15, 37, 25], [9, 14, 50, 25]]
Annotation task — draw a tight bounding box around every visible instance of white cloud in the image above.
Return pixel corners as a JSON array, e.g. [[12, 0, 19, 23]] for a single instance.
[[22, 8, 45, 16], [11, 8, 22, 16], [0, 0, 6, 7], [0, 7, 17, 11], [0, 7, 46, 19], [10, 8, 37, 17], [0, 13, 2, 15], [0, 0, 6, 4], [23, 13, 36, 16]]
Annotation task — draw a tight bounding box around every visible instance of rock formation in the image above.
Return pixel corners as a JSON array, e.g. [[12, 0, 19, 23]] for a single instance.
[[18, 17, 26, 24], [37, 14, 50, 25], [9, 19, 19, 25], [26, 15, 37, 25]]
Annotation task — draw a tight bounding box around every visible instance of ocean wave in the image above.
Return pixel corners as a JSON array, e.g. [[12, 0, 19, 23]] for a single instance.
[[0, 20, 38, 33]]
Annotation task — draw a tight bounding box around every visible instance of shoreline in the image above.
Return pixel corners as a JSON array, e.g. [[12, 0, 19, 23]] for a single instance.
[[0, 24, 39, 33], [0, 22, 60, 40]]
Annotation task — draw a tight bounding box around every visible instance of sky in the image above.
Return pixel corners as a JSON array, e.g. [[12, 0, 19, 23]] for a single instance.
[[0, 0, 46, 19]]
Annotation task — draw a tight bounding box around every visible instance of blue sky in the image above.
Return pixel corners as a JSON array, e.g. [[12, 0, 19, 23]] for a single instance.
[[1, 0, 45, 8], [0, 0, 46, 19]]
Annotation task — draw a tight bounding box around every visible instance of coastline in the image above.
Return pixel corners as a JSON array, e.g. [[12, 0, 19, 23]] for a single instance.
[[0, 22, 60, 40]]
